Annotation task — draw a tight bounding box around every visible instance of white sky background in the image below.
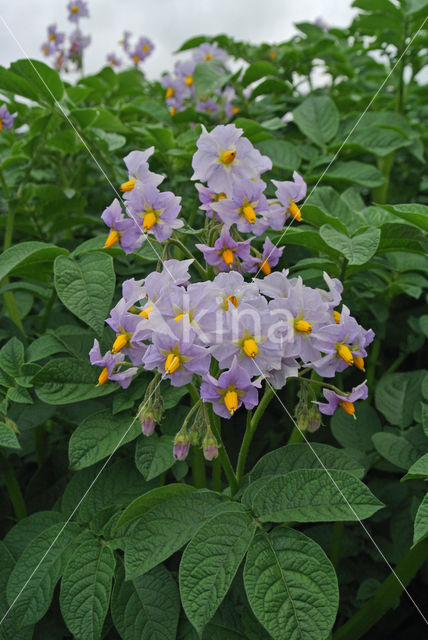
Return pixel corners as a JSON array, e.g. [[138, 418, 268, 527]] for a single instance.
[[0, 0, 356, 79]]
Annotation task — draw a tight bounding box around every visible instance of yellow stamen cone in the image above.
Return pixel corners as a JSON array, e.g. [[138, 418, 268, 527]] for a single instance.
[[217, 193, 226, 201], [243, 338, 258, 358], [289, 202, 302, 222], [205, 53, 213, 60], [341, 400, 355, 416], [174, 313, 185, 322], [220, 149, 236, 164], [143, 212, 157, 231], [294, 319, 312, 334], [165, 353, 180, 374], [222, 248, 234, 266], [120, 178, 135, 192], [226, 294, 238, 308], [185, 75, 193, 86], [165, 87, 174, 99], [143, 44, 150, 52], [98, 367, 109, 386], [224, 390, 238, 415], [333, 310, 341, 324], [259, 259, 271, 275], [354, 355, 365, 371], [337, 344, 354, 366], [133, 55, 140, 64], [242, 205, 256, 224], [232, 106, 239, 114], [112, 334, 128, 353], [105, 229, 120, 249], [170, 106, 176, 116], [139, 306, 153, 319]]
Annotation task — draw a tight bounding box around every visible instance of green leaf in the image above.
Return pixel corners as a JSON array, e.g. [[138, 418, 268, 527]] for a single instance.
[[413, 493, 428, 546], [242, 61, 279, 87], [180, 510, 256, 635], [274, 227, 340, 258], [251, 469, 383, 522], [320, 225, 380, 265], [193, 62, 231, 100], [331, 401, 381, 452], [115, 484, 196, 531], [6, 522, 81, 627], [375, 371, 426, 427], [0, 338, 24, 377], [175, 35, 209, 52], [69, 410, 140, 470], [380, 203, 428, 232], [293, 96, 339, 147], [377, 223, 426, 255], [135, 433, 176, 481], [244, 527, 338, 640], [111, 562, 180, 640], [0, 242, 68, 282], [125, 490, 229, 579], [0, 422, 20, 450], [32, 357, 115, 404], [339, 126, 411, 157], [9, 59, 64, 104], [54, 253, 115, 336], [250, 443, 365, 481], [60, 538, 115, 640], [318, 161, 385, 187], [0, 542, 33, 640], [255, 139, 300, 171], [3, 511, 64, 560], [402, 454, 428, 480], [372, 432, 421, 470]]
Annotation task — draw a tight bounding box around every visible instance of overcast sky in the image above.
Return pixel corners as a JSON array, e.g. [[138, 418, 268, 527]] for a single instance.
[[0, 0, 356, 79]]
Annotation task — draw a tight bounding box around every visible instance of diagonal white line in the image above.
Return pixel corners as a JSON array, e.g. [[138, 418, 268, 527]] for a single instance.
[[0, 374, 166, 628], [253, 14, 428, 280], [251, 359, 428, 627], [0, 14, 179, 280]]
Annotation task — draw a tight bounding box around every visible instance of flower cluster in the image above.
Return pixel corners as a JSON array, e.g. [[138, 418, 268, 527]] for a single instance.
[[91, 124, 374, 460], [41, 1, 90, 72], [107, 31, 154, 70], [162, 42, 239, 118]]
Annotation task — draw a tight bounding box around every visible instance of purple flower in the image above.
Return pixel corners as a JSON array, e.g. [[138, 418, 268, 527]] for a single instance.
[[212, 179, 269, 236], [101, 198, 143, 254], [126, 183, 183, 243], [47, 24, 65, 48], [141, 417, 155, 436], [192, 42, 228, 64], [67, 1, 89, 22], [196, 98, 220, 114], [119, 31, 132, 53], [196, 226, 252, 272], [0, 104, 16, 132], [200, 358, 260, 419], [272, 171, 307, 222], [69, 29, 91, 55], [107, 53, 122, 68], [54, 50, 67, 70], [121, 148, 164, 193], [195, 183, 227, 219], [191, 124, 272, 194], [243, 237, 283, 275], [317, 381, 368, 417], [173, 433, 190, 460], [131, 37, 154, 65], [89, 339, 137, 389]]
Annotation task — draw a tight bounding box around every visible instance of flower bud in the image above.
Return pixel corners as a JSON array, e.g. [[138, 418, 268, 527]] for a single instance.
[[141, 416, 155, 436], [307, 405, 321, 433], [173, 433, 190, 460], [202, 434, 219, 461]]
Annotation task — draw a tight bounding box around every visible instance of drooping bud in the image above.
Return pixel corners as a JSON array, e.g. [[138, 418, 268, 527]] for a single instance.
[[294, 319, 312, 334], [141, 416, 155, 436], [202, 434, 219, 461], [220, 149, 236, 164], [337, 344, 353, 366], [120, 179, 136, 192], [288, 201, 302, 221], [224, 389, 238, 415], [243, 338, 258, 358], [173, 433, 190, 460], [307, 405, 322, 433], [354, 355, 365, 371]]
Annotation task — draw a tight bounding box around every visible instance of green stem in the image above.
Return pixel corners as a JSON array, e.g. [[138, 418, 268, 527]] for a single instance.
[[206, 405, 238, 495], [235, 386, 275, 487], [287, 425, 304, 444], [330, 522, 344, 569], [40, 290, 56, 333], [168, 237, 208, 278], [371, 152, 395, 204], [0, 450, 27, 521], [191, 446, 206, 489], [333, 539, 428, 640]]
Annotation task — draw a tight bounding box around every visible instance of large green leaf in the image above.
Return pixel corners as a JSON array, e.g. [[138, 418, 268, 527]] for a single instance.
[[331, 402, 381, 452], [111, 562, 180, 640], [250, 443, 365, 481], [115, 484, 196, 531], [32, 357, 115, 404], [242, 61, 279, 87], [255, 139, 300, 171], [0, 542, 33, 640], [372, 432, 421, 470], [293, 96, 339, 147], [402, 454, 428, 480], [3, 511, 64, 560], [60, 538, 115, 640], [125, 490, 229, 579], [244, 527, 338, 640], [375, 371, 426, 427], [380, 203, 428, 232], [0, 337, 24, 376], [0, 422, 20, 450], [0, 242, 68, 282], [193, 62, 231, 100], [180, 510, 256, 635], [6, 523, 81, 627], [54, 253, 115, 336], [413, 493, 428, 546], [320, 225, 380, 264], [135, 433, 176, 481], [319, 161, 385, 187], [339, 126, 411, 157], [69, 410, 139, 470], [9, 59, 64, 104], [251, 469, 383, 522]]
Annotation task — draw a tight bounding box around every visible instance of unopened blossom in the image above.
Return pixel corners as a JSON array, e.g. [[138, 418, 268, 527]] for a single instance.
[[192, 42, 228, 64], [121, 148, 164, 193], [173, 433, 190, 460], [127, 183, 183, 242], [272, 171, 307, 222], [67, 0, 89, 22], [89, 340, 137, 389], [212, 179, 270, 235], [141, 416, 156, 436], [101, 199, 143, 254], [191, 124, 272, 194], [243, 237, 283, 275], [200, 358, 259, 419], [107, 53, 122, 68], [317, 381, 368, 417], [0, 105, 16, 132], [196, 226, 252, 272]]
